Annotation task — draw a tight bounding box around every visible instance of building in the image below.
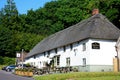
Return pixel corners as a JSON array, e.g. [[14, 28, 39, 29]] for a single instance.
[[25, 10, 120, 72], [115, 36, 120, 71]]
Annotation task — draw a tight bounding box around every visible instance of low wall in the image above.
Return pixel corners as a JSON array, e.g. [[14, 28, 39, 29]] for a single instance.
[[75, 65, 113, 72]]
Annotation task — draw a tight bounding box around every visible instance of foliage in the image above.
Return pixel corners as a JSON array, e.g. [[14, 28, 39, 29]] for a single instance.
[[13, 31, 45, 52], [0, 26, 14, 57], [0, 56, 15, 65], [0, 65, 6, 70], [34, 72, 120, 80], [0, 0, 120, 58]]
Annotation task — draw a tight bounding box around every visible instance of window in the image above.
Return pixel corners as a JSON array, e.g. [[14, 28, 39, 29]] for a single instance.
[[54, 55, 60, 66], [34, 55, 36, 59], [43, 61, 46, 67], [34, 62, 35, 66], [66, 57, 70, 66], [74, 49, 78, 56], [47, 51, 50, 57], [56, 56, 60, 65], [70, 44, 73, 50], [82, 43, 86, 51], [55, 48, 57, 54], [44, 52, 46, 56], [83, 58, 86, 67], [63, 46, 66, 52], [92, 42, 100, 49]]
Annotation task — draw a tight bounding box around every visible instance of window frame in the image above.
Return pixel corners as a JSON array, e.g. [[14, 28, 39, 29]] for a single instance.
[[66, 57, 70, 66], [83, 58, 86, 67]]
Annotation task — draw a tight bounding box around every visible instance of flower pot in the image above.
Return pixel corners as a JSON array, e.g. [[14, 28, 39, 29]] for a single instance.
[[27, 72, 33, 77]]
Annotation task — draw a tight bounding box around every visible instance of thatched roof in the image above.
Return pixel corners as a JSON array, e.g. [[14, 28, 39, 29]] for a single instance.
[[116, 37, 120, 48], [26, 14, 120, 58]]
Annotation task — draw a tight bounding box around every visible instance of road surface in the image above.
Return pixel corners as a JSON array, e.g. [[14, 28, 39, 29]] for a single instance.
[[0, 70, 34, 80]]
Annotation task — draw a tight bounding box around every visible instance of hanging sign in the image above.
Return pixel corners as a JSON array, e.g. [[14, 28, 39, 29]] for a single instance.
[[16, 53, 21, 58]]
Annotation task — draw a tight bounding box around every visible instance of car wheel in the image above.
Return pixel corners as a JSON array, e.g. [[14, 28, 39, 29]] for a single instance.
[[7, 69, 10, 72]]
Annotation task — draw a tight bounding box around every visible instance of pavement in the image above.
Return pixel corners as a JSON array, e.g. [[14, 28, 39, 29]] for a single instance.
[[0, 70, 35, 80]]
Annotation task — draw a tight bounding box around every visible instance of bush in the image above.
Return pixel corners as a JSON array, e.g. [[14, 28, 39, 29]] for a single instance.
[[0, 56, 4, 65], [0, 56, 15, 65]]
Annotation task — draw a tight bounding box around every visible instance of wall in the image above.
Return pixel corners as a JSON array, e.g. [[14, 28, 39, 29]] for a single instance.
[[25, 38, 117, 72], [88, 39, 116, 72]]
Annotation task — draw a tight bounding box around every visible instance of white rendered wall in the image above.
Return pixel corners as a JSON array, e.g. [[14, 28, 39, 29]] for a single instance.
[[58, 39, 90, 67], [25, 38, 117, 69], [88, 39, 117, 65], [69, 40, 90, 66]]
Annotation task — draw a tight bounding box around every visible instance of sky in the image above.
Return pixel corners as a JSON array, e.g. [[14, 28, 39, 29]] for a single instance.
[[0, 0, 52, 14]]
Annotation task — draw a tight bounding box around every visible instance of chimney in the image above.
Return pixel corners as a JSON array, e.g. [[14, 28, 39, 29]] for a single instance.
[[92, 9, 99, 16]]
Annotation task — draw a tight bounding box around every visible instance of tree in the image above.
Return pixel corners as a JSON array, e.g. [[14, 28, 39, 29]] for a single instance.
[[0, 26, 14, 57], [0, 0, 19, 30]]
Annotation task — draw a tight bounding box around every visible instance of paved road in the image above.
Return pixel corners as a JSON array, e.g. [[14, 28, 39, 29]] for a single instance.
[[0, 70, 35, 80]]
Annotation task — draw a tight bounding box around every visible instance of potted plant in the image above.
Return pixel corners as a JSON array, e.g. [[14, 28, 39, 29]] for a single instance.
[[27, 68, 33, 77]]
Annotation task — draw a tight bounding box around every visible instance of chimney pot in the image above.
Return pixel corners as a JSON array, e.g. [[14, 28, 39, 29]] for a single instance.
[[92, 9, 99, 15]]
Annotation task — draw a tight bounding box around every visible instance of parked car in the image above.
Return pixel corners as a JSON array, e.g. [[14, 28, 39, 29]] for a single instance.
[[17, 64, 32, 68], [2, 66, 7, 70], [6, 65, 16, 72]]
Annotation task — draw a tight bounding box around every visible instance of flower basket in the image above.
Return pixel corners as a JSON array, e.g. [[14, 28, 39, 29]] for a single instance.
[[27, 72, 33, 77], [15, 68, 33, 77]]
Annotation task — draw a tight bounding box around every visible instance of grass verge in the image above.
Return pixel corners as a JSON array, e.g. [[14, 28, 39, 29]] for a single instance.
[[33, 72, 120, 80]]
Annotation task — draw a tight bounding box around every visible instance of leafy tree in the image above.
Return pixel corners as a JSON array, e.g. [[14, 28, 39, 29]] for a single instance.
[[0, 26, 14, 57], [0, 0, 19, 30], [13, 31, 46, 52]]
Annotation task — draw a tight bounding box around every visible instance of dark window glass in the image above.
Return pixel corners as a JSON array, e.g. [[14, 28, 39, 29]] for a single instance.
[[70, 44, 73, 50], [63, 46, 66, 52]]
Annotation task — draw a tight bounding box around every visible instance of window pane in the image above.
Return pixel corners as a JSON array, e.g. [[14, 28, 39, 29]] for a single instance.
[[83, 58, 86, 66], [66, 57, 70, 66], [83, 43, 86, 51]]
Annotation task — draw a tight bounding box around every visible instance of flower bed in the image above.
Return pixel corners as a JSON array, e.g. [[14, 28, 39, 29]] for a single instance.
[[15, 68, 33, 77]]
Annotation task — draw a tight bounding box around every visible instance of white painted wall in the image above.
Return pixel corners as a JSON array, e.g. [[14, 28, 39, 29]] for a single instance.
[[25, 38, 117, 69], [88, 39, 117, 65]]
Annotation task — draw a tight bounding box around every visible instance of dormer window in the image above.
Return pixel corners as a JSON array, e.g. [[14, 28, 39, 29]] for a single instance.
[[34, 55, 36, 59], [63, 46, 66, 52], [47, 51, 50, 57], [70, 44, 73, 50], [44, 52, 46, 56], [92, 42, 100, 49], [55, 48, 57, 54]]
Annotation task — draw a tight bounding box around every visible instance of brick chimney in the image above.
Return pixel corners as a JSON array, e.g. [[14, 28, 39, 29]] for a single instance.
[[92, 9, 99, 15]]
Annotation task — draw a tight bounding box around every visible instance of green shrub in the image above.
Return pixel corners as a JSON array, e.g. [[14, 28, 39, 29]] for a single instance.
[[0, 65, 6, 70], [0, 56, 15, 65]]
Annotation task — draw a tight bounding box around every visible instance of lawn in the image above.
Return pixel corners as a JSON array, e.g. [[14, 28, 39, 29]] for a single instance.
[[34, 72, 120, 80]]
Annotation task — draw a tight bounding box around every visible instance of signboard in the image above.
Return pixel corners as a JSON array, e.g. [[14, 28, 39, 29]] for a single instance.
[[16, 53, 21, 58]]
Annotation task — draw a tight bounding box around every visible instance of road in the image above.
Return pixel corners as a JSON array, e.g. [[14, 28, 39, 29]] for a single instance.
[[0, 70, 35, 80]]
